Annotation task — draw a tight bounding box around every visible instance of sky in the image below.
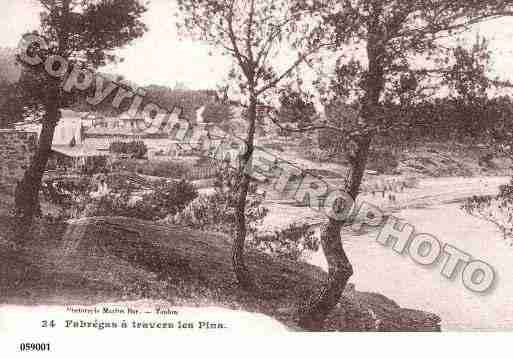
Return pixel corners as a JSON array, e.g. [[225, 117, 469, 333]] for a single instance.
[[2, 0, 513, 90], [0, 0, 230, 89]]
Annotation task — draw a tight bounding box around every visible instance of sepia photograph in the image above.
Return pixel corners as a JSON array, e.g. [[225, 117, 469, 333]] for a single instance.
[[2, 0, 513, 355]]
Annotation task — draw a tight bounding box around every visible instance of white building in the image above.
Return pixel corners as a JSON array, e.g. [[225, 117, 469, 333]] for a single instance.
[[14, 109, 87, 146]]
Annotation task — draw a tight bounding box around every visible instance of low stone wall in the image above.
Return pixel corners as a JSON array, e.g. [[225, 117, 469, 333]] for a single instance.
[[0, 130, 37, 195]]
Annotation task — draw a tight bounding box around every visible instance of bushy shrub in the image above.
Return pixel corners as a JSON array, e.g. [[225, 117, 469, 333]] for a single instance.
[[106, 172, 147, 192], [479, 152, 496, 168], [142, 161, 190, 178], [111, 159, 190, 179], [139, 180, 198, 220], [252, 223, 319, 261], [109, 141, 126, 154], [168, 165, 268, 237], [79, 190, 140, 218], [79, 180, 197, 221], [202, 102, 233, 124], [109, 140, 148, 159], [110, 159, 138, 172], [43, 174, 198, 222], [168, 164, 319, 261], [42, 177, 92, 209], [463, 179, 513, 244], [170, 194, 236, 233], [83, 156, 108, 175]]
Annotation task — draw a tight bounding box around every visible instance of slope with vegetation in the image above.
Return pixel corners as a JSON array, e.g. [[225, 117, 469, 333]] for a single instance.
[[0, 211, 440, 332]]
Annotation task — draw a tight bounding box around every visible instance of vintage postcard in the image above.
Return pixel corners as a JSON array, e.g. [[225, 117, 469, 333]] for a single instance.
[[1, 0, 513, 356]]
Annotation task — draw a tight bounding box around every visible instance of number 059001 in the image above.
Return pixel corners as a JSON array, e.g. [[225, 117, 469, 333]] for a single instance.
[[19, 343, 51, 352]]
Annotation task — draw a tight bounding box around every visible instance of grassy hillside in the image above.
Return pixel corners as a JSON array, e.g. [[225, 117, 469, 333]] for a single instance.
[[370, 142, 512, 177], [0, 212, 440, 331], [256, 137, 511, 181]]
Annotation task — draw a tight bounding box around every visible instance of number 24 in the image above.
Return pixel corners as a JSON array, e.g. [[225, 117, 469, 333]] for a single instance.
[[41, 320, 56, 328]]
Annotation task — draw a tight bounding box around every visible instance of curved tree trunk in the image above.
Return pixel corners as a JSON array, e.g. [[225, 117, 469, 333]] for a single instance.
[[297, 6, 382, 322], [14, 101, 60, 242], [297, 5, 386, 331], [298, 135, 372, 331], [298, 218, 353, 330]]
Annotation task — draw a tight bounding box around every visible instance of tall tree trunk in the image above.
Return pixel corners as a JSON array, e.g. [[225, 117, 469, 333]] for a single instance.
[[14, 99, 60, 242], [232, 93, 257, 290], [233, 173, 254, 289], [298, 5, 384, 329], [13, 0, 70, 242], [298, 135, 372, 331]]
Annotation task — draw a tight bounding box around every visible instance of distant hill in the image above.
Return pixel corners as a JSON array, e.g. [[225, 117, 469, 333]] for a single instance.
[[67, 73, 225, 122], [0, 50, 231, 126]]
